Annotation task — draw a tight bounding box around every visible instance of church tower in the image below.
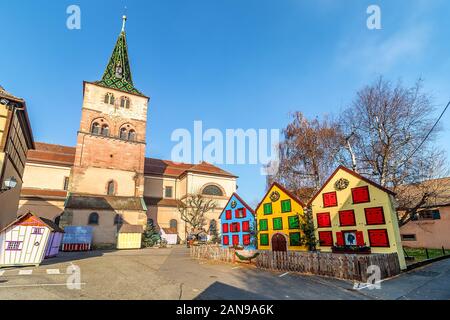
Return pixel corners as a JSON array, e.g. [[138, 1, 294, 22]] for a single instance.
[[63, 17, 149, 245]]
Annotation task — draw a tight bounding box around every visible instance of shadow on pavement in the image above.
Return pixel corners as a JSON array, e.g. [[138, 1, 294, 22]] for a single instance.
[[194, 281, 271, 300]]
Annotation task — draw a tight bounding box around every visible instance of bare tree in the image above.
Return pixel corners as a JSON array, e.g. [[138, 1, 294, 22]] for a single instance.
[[270, 112, 344, 202], [178, 193, 217, 239], [341, 77, 448, 226]]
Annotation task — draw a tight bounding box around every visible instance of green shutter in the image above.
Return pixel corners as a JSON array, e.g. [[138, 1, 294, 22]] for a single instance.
[[288, 216, 299, 229], [263, 203, 272, 215], [273, 217, 283, 230], [260, 233, 269, 246], [281, 199, 292, 213], [289, 232, 301, 246], [259, 219, 268, 231]]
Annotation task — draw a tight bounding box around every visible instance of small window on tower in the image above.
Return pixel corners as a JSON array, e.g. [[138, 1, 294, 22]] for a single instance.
[[120, 127, 128, 139], [120, 97, 130, 109], [101, 124, 109, 136], [107, 180, 115, 196], [128, 130, 136, 141], [104, 93, 115, 105], [91, 122, 100, 135]]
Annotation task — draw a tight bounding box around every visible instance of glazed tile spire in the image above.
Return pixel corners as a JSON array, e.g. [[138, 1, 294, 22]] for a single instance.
[[95, 16, 145, 96]]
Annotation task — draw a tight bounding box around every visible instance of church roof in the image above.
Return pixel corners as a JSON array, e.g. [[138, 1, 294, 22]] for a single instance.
[[93, 16, 145, 97]]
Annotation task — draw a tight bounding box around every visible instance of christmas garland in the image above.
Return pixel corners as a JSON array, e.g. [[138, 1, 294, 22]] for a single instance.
[[235, 251, 260, 261]]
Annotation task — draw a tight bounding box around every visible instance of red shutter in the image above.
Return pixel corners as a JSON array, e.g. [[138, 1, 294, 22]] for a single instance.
[[339, 210, 356, 226], [234, 209, 238, 218], [356, 231, 365, 246], [236, 222, 241, 232], [317, 212, 331, 228], [336, 232, 344, 246], [323, 192, 337, 207], [234, 235, 239, 245], [226, 210, 232, 220], [223, 235, 229, 245], [365, 207, 385, 225], [222, 223, 228, 233], [243, 234, 250, 245], [242, 208, 247, 218], [242, 221, 249, 232], [368, 229, 389, 247], [318, 231, 333, 246], [352, 186, 370, 203]]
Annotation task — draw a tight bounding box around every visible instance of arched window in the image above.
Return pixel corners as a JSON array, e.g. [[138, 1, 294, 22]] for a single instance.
[[120, 97, 130, 109], [120, 127, 128, 139], [114, 214, 122, 225], [101, 124, 109, 136], [128, 129, 136, 141], [91, 122, 100, 135], [107, 180, 115, 196], [88, 212, 99, 225], [202, 185, 224, 196], [104, 93, 115, 105], [169, 219, 178, 231]]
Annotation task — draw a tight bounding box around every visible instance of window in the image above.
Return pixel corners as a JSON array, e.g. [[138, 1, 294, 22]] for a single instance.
[[165, 186, 173, 198], [91, 122, 100, 135], [263, 203, 272, 215], [230, 222, 240, 233], [114, 214, 123, 225], [128, 130, 136, 141], [235, 208, 246, 218], [416, 209, 441, 220], [317, 212, 331, 228], [232, 235, 239, 246], [281, 199, 292, 213], [120, 127, 128, 139], [222, 223, 229, 233], [225, 210, 232, 220], [351, 186, 370, 204], [170, 219, 178, 231], [318, 231, 333, 247], [368, 229, 390, 247], [259, 219, 268, 231], [401, 234, 417, 241], [63, 177, 70, 191], [31, 227, 44, 235], [88, 212, 99, 225], [338, 210, 356, 226], [107, 181, 115, 196], [288, 216, 299, 229], [6, 241, 22, 251], [273, 217, 283, 230], [101, 124, 109, 136], [209, 219, 217, 235], [104, 93, 115, 105], [202, 185, 224, 196], [120, 96, 130, 109], [260, 233, 269, 246], [365, 207, 385, 225], [242, 221, 250, 232], [243, 234, 251, 246], [323, 192, 338, 207], [223, 235, 229, 245], [289, 232, 301, 246]]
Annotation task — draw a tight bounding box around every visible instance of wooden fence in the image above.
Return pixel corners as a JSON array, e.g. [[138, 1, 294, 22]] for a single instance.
[[255, 251, 401, 282], [190, 245, 401, 281], [190, 245, 236, 263]]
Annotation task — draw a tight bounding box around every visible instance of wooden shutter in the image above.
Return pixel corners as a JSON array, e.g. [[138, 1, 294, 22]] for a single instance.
[[242, 221, 250, 232], [356, 231, 365, 246], [223, 235, 229, 245], [236, 222, 240, 232], [336, 232, 344, 246], [339, 210, 356, 226], [225, 210, 232, 220], [318, 231, 333, 247], [368, 229, 390, 247], [323, 192, 337, 207], [364, 207, 385, 225], [243, 234, 250, 245], [234, 209, 239, 218], [222, 223, 228, 233], [232, 235, 239, 245], [242, 208, 247, 218], [352, 186, 370, 203], [317, 212, 331, 228]]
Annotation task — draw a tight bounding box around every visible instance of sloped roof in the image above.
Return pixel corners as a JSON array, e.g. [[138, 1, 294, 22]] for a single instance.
[[161, 227, 178, 235], [0, 85, 24, 102], [255, 182, 306, 213], [1, 212, 60, 233], [21, 188, 68, 199], [307, 165, 396, 206], [118, 224, 144, 234], [144, 197, 182, 207], [27, 142, 76, 166], [65, 194, 146, 211], [219, 193, 256, 220], [396, 177, 450, 208]]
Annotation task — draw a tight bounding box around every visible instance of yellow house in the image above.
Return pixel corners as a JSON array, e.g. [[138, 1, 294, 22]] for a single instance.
[[308, 166, 406, 270], [255, 182, 306, 251]]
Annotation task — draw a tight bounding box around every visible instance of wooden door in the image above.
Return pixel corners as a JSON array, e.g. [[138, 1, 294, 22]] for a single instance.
[[271, 233, 287, 252]]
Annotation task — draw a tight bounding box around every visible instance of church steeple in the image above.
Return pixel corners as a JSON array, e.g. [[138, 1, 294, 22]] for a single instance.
[[95, 16, 145, 96]]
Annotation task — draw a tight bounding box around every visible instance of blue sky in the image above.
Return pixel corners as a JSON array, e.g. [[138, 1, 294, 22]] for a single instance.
[[1, 0, 449, 205]]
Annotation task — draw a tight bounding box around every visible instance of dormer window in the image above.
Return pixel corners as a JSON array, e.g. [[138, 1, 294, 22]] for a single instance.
[[120, 97, 130, 109], [104, 93, 115, 105]]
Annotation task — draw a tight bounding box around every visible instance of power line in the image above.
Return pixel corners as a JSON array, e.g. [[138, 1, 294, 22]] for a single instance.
[[398, 100, 450, 169]]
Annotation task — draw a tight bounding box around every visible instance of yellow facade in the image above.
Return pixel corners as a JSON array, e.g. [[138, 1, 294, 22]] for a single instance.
[[309, 166, 406, 270], [256, 182, 307, 251], [117, 233, 142, 249]]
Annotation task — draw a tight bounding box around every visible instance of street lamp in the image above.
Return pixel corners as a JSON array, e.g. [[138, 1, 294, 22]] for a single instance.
[[0, 176, 18, 194]]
